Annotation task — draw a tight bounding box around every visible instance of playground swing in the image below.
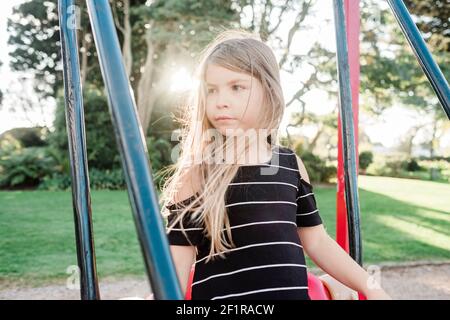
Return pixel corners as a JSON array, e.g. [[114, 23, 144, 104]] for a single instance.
[[58, 0, 450, 300]]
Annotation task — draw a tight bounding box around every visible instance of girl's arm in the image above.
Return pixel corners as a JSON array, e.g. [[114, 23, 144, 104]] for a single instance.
[[170, 245, 196, 297], [294, 155, 390, 299], [151, 166, 198, 299], [146, 245, 195, 299], [298, 225, 391, 299]]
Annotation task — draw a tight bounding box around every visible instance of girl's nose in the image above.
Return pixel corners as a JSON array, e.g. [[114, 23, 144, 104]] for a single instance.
[[215, 92, 231, 109], [216, 102, 229, 110]]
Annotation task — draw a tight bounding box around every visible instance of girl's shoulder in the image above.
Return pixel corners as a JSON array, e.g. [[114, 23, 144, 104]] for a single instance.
[[272, 144, 297, 164], [273, 145, 311, 185], [273, 144, 296, 155]]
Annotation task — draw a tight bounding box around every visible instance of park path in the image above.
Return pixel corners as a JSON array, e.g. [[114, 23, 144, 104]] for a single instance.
[[0, 261, 449, 300]]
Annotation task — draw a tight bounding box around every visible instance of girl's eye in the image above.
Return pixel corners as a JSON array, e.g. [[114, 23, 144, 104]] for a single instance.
[[207, 85, 245, 94]]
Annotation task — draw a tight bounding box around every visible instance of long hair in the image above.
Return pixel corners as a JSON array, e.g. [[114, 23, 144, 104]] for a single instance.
[[159, 29, 286, 263]]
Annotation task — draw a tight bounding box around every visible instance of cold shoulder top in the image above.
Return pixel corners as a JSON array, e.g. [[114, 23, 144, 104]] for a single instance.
[[165, 145, 323, 300]]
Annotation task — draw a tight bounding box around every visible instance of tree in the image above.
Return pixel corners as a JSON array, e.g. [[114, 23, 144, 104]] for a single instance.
[[6, 0, 356, 162], [0, 59, 3, 105], [237, 1, 338, 148], [130, 0, 242, 135], [276, 2, 339, 153], [360, 0, 449, 157], [8, 0, 63, 99], [404, 0, 449, 52]]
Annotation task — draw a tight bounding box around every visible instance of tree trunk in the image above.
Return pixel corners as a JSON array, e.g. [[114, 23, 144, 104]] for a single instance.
[[122, 0, 132, 77], [137, 28, 157, 135], [429, 119, 438, 157], [406, 125, 422, 157], [80, 31, 88, 88], [309, 123, 324, 151]]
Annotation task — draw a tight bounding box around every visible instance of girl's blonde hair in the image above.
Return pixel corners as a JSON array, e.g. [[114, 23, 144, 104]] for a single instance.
[[159, 29, 285, 263]]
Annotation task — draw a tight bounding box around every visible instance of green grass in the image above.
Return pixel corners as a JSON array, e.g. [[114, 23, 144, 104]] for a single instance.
[[0, 190, 146, 285], [316, 175, 450, 264], [1, 175, 449, 284]]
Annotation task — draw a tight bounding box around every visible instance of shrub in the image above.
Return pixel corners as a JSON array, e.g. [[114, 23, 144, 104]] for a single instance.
[[0, 126, 49, 147], [405, 158, 422, 171], [0, 146, 57, 189], [38, 168, 126, 191], [299, 151, 336, 184], [38, 172, 72, 191], [366, 156, 450, 183], [359, 151, 373, 173], [88, 168, 126, 190], [48, 86, 121, 171]]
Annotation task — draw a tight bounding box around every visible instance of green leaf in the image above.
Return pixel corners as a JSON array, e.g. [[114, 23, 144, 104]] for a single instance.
[[11, 174, 26, 186]]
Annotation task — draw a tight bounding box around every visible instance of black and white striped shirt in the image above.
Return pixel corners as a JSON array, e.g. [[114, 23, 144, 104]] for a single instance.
[[165, 145, 323, 300]]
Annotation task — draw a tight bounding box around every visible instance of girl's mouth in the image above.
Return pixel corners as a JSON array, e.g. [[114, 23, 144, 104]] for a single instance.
[[215, 116, 236, 121]]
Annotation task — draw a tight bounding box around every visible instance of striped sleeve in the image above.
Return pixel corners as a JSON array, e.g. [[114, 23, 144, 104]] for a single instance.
[[296, 178, 323, 227], [165, 196, 204, 246]]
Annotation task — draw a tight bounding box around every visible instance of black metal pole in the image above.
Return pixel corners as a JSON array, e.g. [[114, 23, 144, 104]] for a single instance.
[[85, 0, 183, 299], [333, 0, 363, 265], [58, 0, 100, 300], [387, 0, 450, 119]]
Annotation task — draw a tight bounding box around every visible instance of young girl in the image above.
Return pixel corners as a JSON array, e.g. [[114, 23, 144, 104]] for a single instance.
[[159, 29, 391, 300]]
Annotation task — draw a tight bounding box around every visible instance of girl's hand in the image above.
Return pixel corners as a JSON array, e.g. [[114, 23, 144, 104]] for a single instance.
[[365, 288, 392, 300], [145, 293, 155, 300]]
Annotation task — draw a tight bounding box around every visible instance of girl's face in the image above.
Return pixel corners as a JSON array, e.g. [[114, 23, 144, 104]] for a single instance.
[[205, 64, 265, 137]]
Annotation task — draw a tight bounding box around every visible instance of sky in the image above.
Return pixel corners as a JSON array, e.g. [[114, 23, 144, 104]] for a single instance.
[[0, 0, 448, 155]]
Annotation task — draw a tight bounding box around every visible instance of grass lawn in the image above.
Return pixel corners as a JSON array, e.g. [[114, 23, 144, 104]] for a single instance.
[[1, 175, 449, 285]]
